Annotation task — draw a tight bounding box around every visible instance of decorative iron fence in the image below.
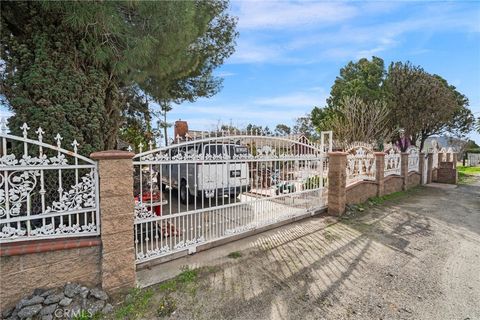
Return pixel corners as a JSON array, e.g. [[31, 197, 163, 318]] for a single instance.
[[447, 147, 455, 162], [346, 146, 376, 185], [407, 146, 419, 172], [0, 121, 100, 242], [439, 147, 447, 163], [432, 147, 439, 169], [467, 153, 480, 166], [384, 147, 401, 176], [132, 132, 330, 263]]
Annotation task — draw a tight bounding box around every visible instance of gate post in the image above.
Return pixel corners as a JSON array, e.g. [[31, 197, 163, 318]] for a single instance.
[[90, 150, 136, 296], [427, 153, 433, 184], [327, 152, 347, 216], [375, 152, 385, 196], [401, 152, 409, 190], [419, 152, 425, 185]]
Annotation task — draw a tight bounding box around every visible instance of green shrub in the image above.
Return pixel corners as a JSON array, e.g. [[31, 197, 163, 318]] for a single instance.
[[227, 251, 242, 259], [303, 176, 325, 190]]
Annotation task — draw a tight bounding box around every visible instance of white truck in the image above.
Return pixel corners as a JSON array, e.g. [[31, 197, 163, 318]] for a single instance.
[[161, 143, 250, 204]]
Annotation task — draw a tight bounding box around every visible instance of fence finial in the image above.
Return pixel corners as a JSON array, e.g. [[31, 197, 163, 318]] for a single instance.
[[127, 145, 133, 152], [71, 140, 79, 153], [138, 142, 144, 153], [21, 123, 30, 138], [0, 118, 7, 134], [54, 133, 63, 147], [36, 127, 45, 142], [148, 140, 153, 151]]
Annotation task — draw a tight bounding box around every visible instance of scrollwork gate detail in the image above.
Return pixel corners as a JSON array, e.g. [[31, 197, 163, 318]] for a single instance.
[[0, 119, 100, 242]]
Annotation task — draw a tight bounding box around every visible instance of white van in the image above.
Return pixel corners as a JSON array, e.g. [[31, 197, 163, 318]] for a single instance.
[[161, 143, 250, 204]]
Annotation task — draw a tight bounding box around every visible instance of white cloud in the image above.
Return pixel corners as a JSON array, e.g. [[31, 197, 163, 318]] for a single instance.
[[229, 39, 281, 63], [228, 2, 480, 64], [216, 71, 236, 77], [254, 90, 327, 108], [228, 39, 306, 64], [234, 1, 358, 30], [170, 88, 328, 131]]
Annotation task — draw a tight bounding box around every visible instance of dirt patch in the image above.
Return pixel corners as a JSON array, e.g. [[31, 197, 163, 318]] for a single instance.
[[112, 184, 480, 320]]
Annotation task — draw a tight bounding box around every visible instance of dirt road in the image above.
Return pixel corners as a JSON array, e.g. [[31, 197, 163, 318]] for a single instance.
[[140, 181, 480, 320]]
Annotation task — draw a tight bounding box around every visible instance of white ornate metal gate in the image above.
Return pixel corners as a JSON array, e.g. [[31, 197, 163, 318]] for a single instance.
[[0, 121, 100, 241], [133, 132, 331, 263]]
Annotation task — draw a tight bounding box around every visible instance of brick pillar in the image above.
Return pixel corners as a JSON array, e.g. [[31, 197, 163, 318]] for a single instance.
[[427, 153, 433, 184], [419, 152, 425, 185], [90, 150, 136, 296], [327, 152, 347, 216], [375, 152, 385, 196], [452, 153, 457, 168], [401, 153, 409, 191]]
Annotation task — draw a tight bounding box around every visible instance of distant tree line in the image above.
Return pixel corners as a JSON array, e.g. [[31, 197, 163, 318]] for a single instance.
[[218, 119, 321, 140]]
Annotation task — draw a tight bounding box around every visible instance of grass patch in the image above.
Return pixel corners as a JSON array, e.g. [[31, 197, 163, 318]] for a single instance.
[[368, 187, 420, 206], [458, 171, 476, 184], [115, 287, 154, 320], [106, 266, 217, 319], [227, 251, 242, 259], [177, 266, 198, 283], [157, 278, 178, 293], [341, 187, 421, 226], [157, 266, 198, 294], [458, 166, 480, 185], [457, 166, 480, 175]]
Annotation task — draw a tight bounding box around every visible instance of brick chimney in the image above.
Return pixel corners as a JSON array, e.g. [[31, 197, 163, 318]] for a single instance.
[[174, 120, 188, 140]]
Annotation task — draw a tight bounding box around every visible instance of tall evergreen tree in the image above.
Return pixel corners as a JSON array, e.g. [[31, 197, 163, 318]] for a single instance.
[[1, 1, 237, 154], [385, 62, 474, 149], [313, 56, 387, 133]]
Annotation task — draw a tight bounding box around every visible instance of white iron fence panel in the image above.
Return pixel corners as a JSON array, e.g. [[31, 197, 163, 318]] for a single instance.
[[407, 146, 419, 172], [0, 121, 100, 242], [432, 148, 439, 169], [384, 148, 401, 176], [132, 133, 330, 264], [346, 146, 376, 185]]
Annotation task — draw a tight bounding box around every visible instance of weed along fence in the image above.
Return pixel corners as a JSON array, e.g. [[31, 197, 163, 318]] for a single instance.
[[0, 122, 458, 312]]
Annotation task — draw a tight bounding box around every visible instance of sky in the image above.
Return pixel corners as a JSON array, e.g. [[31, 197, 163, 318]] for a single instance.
[[168, 0, 480, 143], [1, 1, 479, 143]]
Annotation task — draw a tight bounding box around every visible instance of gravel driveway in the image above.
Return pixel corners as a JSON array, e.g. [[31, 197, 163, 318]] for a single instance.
[[140, 181, 480, 320]]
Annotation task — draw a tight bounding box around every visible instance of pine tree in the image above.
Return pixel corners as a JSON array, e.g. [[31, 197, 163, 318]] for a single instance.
[[1, 1, 237, 154]]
